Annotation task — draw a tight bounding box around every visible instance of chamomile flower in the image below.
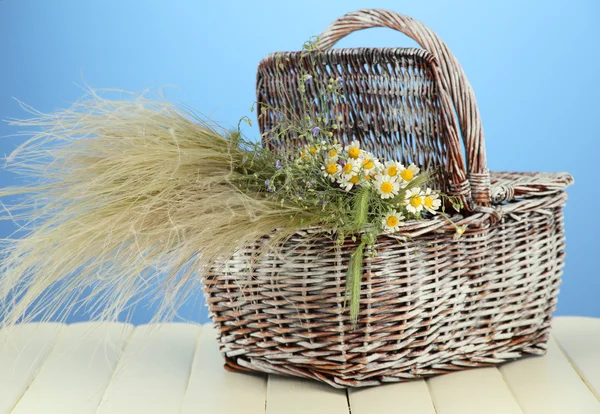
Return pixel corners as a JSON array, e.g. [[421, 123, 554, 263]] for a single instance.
[[341, 158, 360, 176], [321, 160, 342, 182], [324, 143, 342, 160], [359, 151, 381, 175], [422, 188, 442, 214], [382, 210, 405, 233], [362, 172, 375, 183], [405, 187, 424, 214], [360, 151, 379, 172], [297, 148, 311, 164], [344, 140, 361, 159], [369, 164, 386, 182], [337, 159, 361, 191], [399, 163, 420, 183], [308, 145, 320, 156], [384, 161, 404, 178], [338, 174, 361, 191], [375, 175, 400, 199], [453, 225, 467, 240]]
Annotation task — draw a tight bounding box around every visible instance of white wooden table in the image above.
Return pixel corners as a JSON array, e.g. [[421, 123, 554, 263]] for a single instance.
[[0, 317, 598, 414]]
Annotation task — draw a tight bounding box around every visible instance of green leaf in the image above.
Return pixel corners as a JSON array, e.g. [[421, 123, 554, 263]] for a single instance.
[[346, 243, 364, 324], [352, 187, 370, 229]]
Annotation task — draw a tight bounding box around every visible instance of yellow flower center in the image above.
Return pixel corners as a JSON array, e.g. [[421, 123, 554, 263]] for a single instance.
[[326, 163, 337, 175], [400, 169, 414, 181], [387, 166, 398, 176], [348, 147, 360, 159], [424, 196, 434, 208], [329, 149, 337, 157], [386, 216, 399, 227], [309, 146, 317, 155], [410, 196, 423, 207], [380, 181, 393, 194], [343, 163, 353, 174], [362, 159, 374, 169], [349, 175, 360, 184]]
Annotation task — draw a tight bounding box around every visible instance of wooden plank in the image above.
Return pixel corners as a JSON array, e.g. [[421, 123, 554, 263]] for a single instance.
[[95, 323, 201, 414], [0, 323, 63, 414], [266, 375, 349, 414], [180, 324, 267, 414], [500, 337, 600, 413], [552, 316, 600, 400], [348, 380, 436, 414], [10, 322, 133, 414], [426, 367, 523, 414]]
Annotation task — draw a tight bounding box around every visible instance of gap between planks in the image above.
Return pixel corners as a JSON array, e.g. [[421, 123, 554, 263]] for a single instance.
[[552, 316, 600, 401], [10, 322, 134, 414], [0, 323, 64, 414], [179, 324, 267, 414], [94, 323, 201, 414]]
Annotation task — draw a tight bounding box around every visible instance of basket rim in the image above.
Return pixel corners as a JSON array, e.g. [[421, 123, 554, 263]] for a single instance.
[[272, 170, 573, 240], [258, 47, 437, 67]]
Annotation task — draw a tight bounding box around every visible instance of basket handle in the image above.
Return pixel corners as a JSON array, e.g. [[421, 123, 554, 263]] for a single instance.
[[315, 9, 490, 207]]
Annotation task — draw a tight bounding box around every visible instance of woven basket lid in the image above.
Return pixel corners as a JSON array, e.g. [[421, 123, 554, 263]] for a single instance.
[[256, 9, 491, 211], [257, 47, 449, 190]]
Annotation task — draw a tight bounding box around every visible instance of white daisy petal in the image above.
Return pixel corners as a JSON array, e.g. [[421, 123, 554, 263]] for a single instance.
[[375, 175, 400, 199], [324, 143, 342, 160], [340, 158, 360, 177], [321, 160, 342, 182], [399, 163, 420, 183], [384, 161, 404, 178], [360, 153, 383, 174], [422, 188, 441, 214], [404, 187, 424, 214], [337, 173, 361, 191], [344, 140, 361, 160], [382, 210, 405, 233]]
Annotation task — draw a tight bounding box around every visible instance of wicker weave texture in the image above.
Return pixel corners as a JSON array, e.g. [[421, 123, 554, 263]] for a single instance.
[[258, 48, 452, 195], [203, 9, 574, 388], [204, 184, 567, 388]]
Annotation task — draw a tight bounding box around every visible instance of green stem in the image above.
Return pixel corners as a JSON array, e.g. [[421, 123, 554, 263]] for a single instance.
[[345, 240, 365, 325]]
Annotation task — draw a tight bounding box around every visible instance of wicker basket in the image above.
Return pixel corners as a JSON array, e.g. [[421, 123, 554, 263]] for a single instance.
[[203, 9, 574, 388]]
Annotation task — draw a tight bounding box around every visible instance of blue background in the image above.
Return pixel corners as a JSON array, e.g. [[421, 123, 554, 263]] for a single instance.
[[0, 0, 598, 324]]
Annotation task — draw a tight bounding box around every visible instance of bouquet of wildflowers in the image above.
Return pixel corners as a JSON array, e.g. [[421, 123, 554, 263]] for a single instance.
[[256, 135, 447, 320]]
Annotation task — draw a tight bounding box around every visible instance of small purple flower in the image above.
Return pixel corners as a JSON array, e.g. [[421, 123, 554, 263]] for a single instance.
[[337, 76, 344, 85], [305, 75, 313, 85], [338, 159, 346, 167], [311, 126, 320, 137], [265, 179, 274, 192], [275, 160, 283, 170]]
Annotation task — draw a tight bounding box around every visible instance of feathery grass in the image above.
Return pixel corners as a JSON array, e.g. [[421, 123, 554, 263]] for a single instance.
[[0, 90, 319, 328]]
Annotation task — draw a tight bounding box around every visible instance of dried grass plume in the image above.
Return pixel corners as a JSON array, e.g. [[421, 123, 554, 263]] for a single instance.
[[0, 90, 313, 328]]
